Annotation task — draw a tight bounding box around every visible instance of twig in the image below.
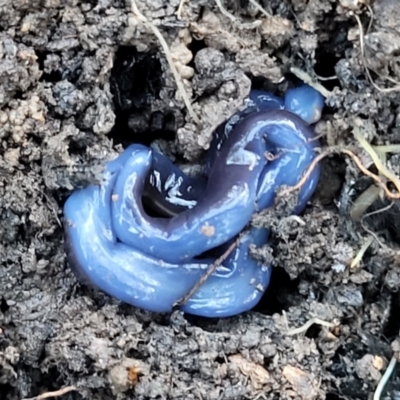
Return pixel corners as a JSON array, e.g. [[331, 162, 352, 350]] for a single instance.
[[373, 356, 397, 400], [22, 386, 77, 400], [174, 235, 242, 307], [130, 0, 200, 124], [286, 317, 339, 336]]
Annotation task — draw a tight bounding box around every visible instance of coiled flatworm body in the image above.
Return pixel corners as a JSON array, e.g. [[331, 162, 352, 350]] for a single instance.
[[64, 85, 324, 317]]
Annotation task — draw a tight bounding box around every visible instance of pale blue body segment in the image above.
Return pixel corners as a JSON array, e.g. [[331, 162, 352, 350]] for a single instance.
[[64, 84, 324, 317], [285, 85, 325, 124]]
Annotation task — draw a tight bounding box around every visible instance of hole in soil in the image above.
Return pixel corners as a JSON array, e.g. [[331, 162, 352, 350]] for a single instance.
[[0, 384, 14, 400], [328, 341, 369, 397], [23, 366, 85, 400], [314, 50, 341, 91], [315, 155, 346, 206], [0, 297, 9, 313], [215, 355, 226, 364], [109, 46, 175, 147], [361, 199, 400, 246], [325, 393, 343, 400], [382, 292, 400, 339], [187, 39, 207, 68], [304, 323, 322, 339], [126, 347, 149, 361], [36, 51, 63, 83], [254, 267, 301, 315]]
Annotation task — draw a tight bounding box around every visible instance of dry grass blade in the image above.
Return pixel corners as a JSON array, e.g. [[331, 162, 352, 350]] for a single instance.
[[130, 0, 200, 124], [174, 235, 242, 307]]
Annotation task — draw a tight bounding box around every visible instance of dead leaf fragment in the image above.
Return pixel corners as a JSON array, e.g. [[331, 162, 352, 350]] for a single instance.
[[229, 354, 270, 389], [282, 365, 319, 400]]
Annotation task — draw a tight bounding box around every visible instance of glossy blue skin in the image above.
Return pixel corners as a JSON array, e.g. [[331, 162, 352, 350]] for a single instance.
[[206, 90, 284, 172], [111, 127, 267, 262], [285, 85, 325, 125], [143, 151, 207, 217], [64, 84, 324, 317], [64, 158, 271, 316]]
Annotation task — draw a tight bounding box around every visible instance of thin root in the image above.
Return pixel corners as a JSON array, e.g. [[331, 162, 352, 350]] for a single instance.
[[281, 144, 400, 202], [286, 317, 339, 336], [289, 66, 332, 98], [342, 149, 400, 200], [130, 0, 200, 124], [360, 201, 395, 249], [276, 53, 332, 98], [22, 386, 77, 400], [280, 150, 333, 197], [353, 127, 400, 194]]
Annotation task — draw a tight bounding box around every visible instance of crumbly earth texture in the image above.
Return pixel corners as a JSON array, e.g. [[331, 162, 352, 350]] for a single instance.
[[1, 0, 400, 399]]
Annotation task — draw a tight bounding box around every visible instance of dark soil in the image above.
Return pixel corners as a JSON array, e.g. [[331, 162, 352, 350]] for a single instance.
[[1, 0, 400, 399]]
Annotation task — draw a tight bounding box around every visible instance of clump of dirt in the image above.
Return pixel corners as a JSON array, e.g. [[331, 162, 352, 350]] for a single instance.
[[1, 0, 400, 399]]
